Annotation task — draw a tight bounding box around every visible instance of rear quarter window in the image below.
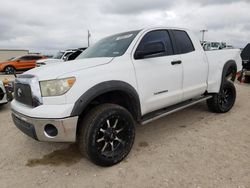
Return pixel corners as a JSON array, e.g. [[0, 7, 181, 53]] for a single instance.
[[173, 30, 195, 54]]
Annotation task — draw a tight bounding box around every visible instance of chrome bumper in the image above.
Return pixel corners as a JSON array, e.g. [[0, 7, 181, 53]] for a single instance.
[[12, 110, 78, 142]]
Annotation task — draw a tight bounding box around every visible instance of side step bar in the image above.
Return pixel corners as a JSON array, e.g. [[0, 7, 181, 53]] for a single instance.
[[141, 95, 212, 125]]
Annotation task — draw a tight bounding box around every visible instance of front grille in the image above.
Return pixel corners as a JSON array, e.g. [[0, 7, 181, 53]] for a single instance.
[[14, 74, 42, 107], [14, 83, 33, 106], [0, 88, 4, 100]]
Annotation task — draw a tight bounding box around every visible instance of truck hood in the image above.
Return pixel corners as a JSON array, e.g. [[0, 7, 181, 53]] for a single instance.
[[25, 57, 114, 81]]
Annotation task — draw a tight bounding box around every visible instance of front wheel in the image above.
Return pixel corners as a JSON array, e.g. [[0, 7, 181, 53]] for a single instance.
[[207, 81, 236, 113], [4, 66, 15, 75], [78, 104, 135, 166]]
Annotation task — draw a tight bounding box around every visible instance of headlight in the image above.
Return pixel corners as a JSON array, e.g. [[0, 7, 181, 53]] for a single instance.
[[40, 77, 76, 97]]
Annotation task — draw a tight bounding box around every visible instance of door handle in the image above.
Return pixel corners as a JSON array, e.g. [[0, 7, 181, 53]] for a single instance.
[[171, 60, 182, 65]]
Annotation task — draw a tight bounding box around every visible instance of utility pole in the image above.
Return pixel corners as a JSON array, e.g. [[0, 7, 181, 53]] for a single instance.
[[87, 30, 91, 47], [200, 29, 208, 43]]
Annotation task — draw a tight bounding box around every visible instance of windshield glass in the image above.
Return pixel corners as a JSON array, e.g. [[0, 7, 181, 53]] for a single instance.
[[77, 30, 141, 59], [52, 52, 64, 59]]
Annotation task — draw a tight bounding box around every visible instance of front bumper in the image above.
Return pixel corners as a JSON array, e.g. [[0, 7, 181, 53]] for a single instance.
[[12, 110, 78, 142]]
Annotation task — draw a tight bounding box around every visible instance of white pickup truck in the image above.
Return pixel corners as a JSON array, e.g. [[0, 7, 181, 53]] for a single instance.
[[11, 27, 242, 166]]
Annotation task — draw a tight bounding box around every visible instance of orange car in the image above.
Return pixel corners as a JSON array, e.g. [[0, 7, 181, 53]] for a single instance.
[[0, 55, 47, 74]]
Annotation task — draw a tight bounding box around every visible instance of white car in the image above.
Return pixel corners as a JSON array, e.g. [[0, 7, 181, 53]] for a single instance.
[[0, 81, 8, 106], [36, 50, 76, 66], [11, 27, 242, 166]]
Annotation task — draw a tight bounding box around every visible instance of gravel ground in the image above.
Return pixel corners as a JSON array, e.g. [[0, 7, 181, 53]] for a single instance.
[[0, 75, 249, 188]]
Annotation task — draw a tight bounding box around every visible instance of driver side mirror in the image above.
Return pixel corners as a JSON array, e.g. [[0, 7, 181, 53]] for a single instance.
[[134, 41, 165, 59]]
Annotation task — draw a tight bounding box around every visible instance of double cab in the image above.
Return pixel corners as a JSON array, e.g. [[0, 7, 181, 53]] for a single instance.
[[11, 27, 242, 166]]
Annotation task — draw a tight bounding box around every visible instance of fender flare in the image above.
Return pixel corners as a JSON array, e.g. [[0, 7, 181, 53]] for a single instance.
[[70, 81, 141, 120]]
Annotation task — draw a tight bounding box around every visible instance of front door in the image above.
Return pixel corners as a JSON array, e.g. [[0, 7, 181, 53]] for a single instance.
[[132, 30, 183, 115]]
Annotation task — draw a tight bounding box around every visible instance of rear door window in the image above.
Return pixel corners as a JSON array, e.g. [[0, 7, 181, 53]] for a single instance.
[[172, 30, 195, 54]]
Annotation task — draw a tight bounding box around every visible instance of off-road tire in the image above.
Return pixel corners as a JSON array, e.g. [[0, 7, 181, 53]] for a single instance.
[[207, 80, 236, 113], [78, 103, 135, 167]]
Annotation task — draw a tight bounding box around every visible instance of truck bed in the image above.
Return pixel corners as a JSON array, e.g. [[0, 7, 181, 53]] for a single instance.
[[205, 49, 242, 93]]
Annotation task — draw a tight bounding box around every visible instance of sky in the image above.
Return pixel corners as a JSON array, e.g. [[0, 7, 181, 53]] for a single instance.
[[0, 0, 250, 54]]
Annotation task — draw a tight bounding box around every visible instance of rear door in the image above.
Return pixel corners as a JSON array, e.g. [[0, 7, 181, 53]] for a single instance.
[[132, 30, 183, 115], [172, 30, 208, 100]]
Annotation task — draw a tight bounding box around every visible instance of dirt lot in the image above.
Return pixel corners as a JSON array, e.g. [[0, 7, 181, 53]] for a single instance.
[[0, 75, 249, 188]]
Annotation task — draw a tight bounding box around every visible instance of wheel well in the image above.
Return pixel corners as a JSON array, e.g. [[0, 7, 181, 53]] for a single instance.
[[78, 90, 140, 122], [222, 60, 237, 82], [226, 64, 237, 76]]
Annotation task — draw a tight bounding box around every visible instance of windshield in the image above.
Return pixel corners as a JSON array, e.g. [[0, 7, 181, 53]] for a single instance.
[[77, 30, 141, 59], [52, 52, 64, 59]]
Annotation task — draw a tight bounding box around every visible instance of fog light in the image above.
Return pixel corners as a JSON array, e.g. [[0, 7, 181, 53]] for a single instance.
[[44, 124, 58, 137]]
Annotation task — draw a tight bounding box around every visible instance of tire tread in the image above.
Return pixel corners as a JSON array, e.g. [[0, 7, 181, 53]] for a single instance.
[[78, 103, 135, 166]]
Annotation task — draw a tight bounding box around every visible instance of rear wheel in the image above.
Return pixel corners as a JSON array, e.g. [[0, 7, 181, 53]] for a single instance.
[[207, 80, 236, 113], [78, 104, 135, 166], [4, 66, 15, 75]]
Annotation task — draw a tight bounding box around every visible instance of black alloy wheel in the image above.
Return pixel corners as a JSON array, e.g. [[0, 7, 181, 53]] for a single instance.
[[207, 80, 236, 113], [96, 115, 131, 158], [78, 104, 135, 166], [217, 87, 235, 111], [5, 66, 15, 75]]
